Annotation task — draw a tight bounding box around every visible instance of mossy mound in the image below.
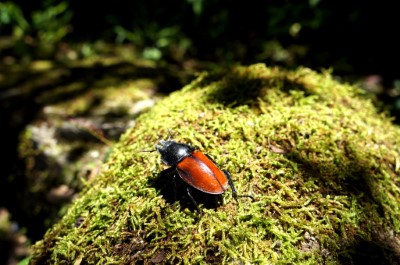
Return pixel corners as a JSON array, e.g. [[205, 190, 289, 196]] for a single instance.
[[30, 64, 400, 264]]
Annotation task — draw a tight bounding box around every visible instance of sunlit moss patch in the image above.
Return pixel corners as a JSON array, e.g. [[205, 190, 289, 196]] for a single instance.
[[31, 64, 400, 264]]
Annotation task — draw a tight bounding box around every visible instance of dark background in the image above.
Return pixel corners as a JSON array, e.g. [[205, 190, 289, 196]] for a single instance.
[[2, 1, 400, 82], [1, 1, 400, 264]]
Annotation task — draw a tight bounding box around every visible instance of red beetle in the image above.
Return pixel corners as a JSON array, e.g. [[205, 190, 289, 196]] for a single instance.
[[149, 132, 239, 208]]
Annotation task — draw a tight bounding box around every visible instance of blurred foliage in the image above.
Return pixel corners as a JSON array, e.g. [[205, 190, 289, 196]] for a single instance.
[[0, 1, 72, 59], [0, 1, 331, 65], [31, 2, 72, 44], [0, 1, 395, 70], [0, 2, 29, 33], [114, 24, 191, 61]]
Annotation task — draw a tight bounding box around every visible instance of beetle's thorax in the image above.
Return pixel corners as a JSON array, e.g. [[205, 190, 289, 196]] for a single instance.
[[155, 140, 194, 166]]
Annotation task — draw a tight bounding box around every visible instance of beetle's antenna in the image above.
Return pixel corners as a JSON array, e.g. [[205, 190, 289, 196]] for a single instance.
[[141, 149, 156, 153], [167, 128, 174, 140]]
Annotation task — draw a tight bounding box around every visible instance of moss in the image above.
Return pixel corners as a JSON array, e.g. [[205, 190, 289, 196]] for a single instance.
[[30, 64, 400, 264]]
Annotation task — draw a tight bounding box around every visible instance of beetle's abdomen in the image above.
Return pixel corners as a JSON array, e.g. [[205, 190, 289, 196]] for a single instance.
[[176, 151, 228, 194]]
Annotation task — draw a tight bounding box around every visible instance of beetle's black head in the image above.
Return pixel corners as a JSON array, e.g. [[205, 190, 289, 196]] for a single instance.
[[156, 140, 194, 166]]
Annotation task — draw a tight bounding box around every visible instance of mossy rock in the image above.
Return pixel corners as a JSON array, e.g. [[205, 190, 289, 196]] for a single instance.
[[30, 64, 400, 264]]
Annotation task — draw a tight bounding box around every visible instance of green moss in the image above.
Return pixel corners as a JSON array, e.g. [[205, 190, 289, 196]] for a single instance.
[[30, 64, 400, 264]]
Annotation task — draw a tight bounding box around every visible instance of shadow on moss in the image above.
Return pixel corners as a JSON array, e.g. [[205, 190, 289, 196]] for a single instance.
[[149, 167, 223, 212], [339, 237, 400, 265], [202, 67, 317, 108]]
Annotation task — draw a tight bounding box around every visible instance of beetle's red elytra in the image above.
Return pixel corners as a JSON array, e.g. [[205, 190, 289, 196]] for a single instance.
[[171, 150, 229, 194], [155, 138, 236, 196]]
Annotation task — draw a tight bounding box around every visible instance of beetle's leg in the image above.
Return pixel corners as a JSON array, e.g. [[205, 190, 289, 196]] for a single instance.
[[223, 169, 254, 201], [172, 173, 178, 202], [206, 154, 254, 201], [172, 170, 201, 212], [186, 187, 200, 212], [205, 154, 219, 165], [206, 154, 239, 198], [223, 169, 238, 198]]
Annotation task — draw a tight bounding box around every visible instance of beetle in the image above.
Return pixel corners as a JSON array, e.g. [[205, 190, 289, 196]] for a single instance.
[[146, 131, 239, 208]]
